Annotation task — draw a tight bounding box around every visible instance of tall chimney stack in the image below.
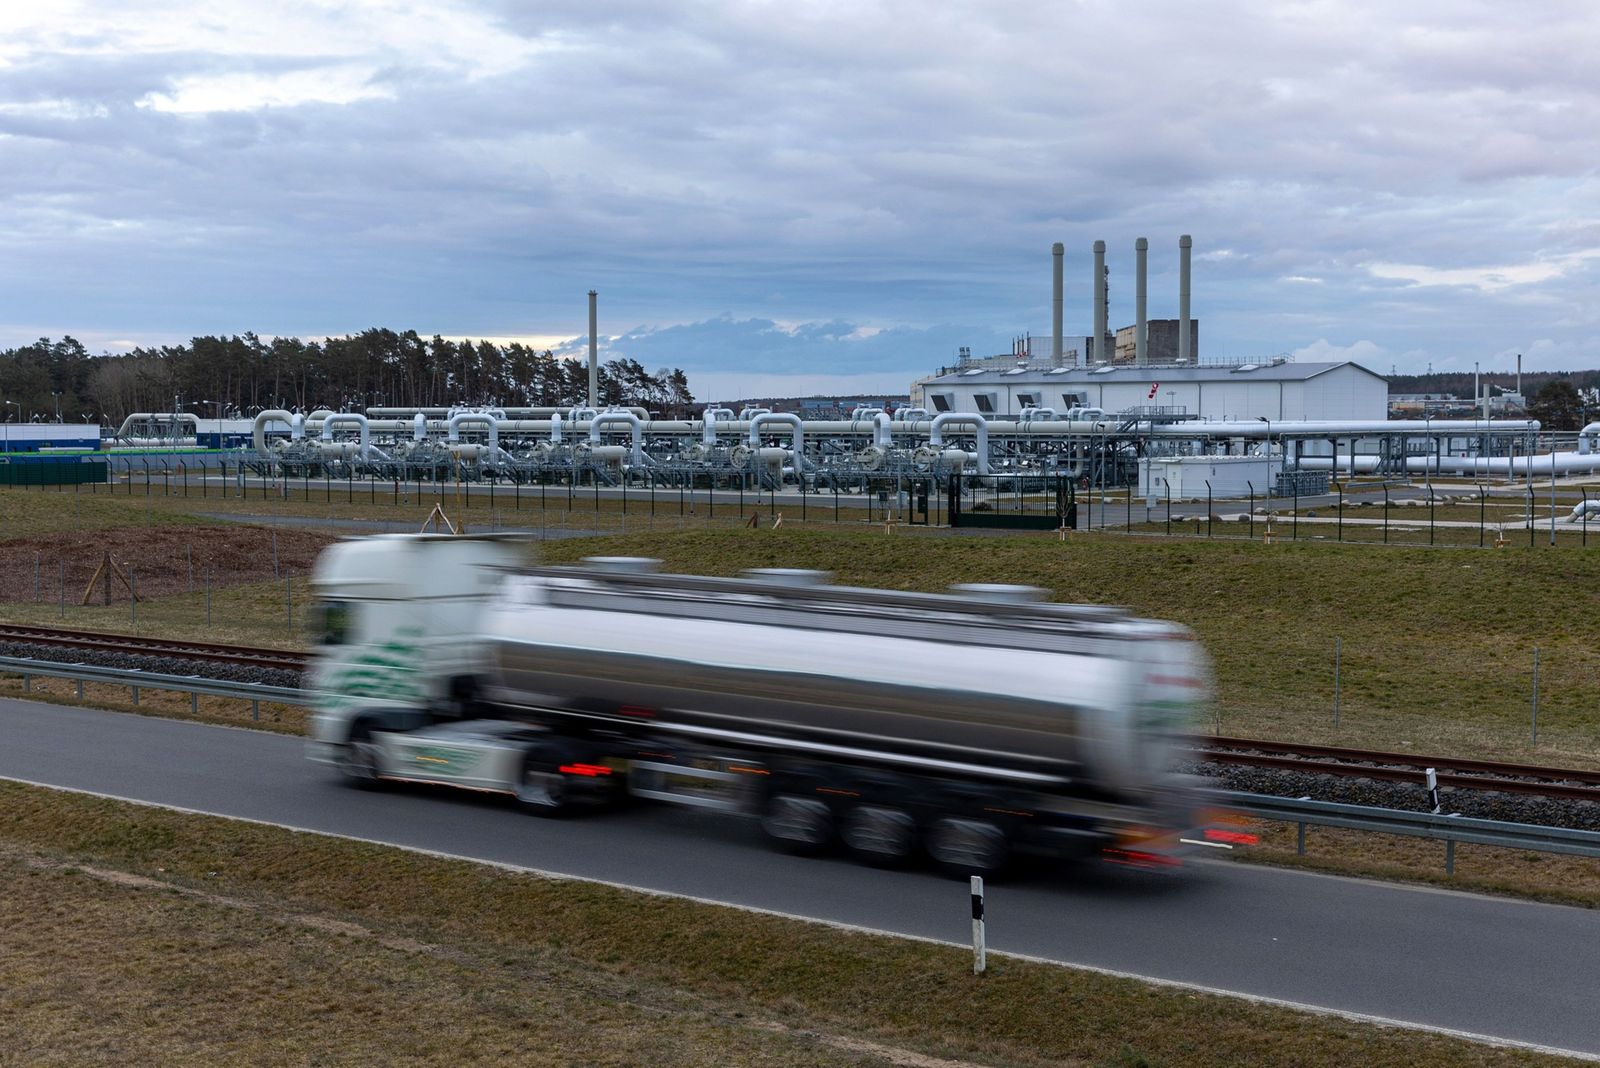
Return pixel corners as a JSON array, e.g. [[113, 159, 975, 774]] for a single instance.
[[587, 290, 599, 407], [1093, 240, 1107, 364], [1051, 242, 1064, 367], [1178, 235, 1193, 364], [1134, 237, 1148, 367]]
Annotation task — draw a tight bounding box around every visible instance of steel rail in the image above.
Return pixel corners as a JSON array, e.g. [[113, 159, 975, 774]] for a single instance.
[[0, 624, 307, 672], [1199, 736, 1600, 803]]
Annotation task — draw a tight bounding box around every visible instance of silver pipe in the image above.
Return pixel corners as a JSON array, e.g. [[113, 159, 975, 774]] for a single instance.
[[251, 409, 295, 460], [929, 413, 990, 476], [589, 411, 645, 466], [319, 412, 373, 459]]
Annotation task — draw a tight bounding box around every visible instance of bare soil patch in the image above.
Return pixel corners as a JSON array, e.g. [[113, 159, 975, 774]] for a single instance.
[[0, 525, 339, 605]]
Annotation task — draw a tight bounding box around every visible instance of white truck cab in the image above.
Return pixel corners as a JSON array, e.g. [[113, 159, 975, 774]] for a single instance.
[[306, 535, 524, 767]]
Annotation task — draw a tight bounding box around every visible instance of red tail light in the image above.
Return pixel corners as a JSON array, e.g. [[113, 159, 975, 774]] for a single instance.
[[558, 763, 613, 777], [1204, 828, 1259, 846]]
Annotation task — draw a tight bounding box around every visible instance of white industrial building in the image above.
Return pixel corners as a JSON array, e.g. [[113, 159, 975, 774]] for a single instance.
[[911, 360, 1388, 423]]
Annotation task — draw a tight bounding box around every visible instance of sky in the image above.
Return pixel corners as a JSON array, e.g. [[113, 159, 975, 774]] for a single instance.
[[1, 1, 1597, 399]]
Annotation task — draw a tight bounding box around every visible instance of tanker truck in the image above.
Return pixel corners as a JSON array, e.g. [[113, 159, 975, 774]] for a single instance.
[[306, 534, 1219, 875]]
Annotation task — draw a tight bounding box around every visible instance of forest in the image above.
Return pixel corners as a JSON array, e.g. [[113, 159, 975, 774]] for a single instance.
[[0, 330, 696, 425]]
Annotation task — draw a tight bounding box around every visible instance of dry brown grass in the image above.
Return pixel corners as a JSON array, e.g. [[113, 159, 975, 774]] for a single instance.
[[1243, 821, 1600, 909], [0, 781, 1574, 1067]]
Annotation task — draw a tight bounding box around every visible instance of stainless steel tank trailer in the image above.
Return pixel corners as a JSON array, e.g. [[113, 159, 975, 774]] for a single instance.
[[306, 534, 1232, 876]]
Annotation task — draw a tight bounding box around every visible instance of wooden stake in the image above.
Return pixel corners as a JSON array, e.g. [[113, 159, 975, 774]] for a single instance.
[[80, 551, 136, 606]]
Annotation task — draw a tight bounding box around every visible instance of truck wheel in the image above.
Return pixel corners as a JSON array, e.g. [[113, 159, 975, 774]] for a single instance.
[[840, 805, 916, 865], [761, 794, 832, 855], [337, 727, 383, 788], [926, 817, 1008, 877], [516, 760, 570, 817]]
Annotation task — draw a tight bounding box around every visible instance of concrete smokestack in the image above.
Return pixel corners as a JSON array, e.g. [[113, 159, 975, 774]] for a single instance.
[[1051, 242, 1064, 366], [1135, 237, 1148, 367], [1093, 240, 1107, 364], [587, 290, 599, 407], [1178, 235, 1192, 364], [1516, 352, 1522, 397]]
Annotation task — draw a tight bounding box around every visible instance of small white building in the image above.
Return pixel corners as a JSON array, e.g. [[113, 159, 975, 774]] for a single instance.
[[913, 360, 1387, 423], [1137, 456, 1277, 499]]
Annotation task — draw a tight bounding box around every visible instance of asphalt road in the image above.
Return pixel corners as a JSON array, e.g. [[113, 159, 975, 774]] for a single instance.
[[3, 696, 1597, 1059]]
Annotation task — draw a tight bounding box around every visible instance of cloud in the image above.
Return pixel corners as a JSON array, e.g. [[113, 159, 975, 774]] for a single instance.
[[1292, 338, 1388, 367], [1365, 249, 1600, 291], [2, 1, 1600, 375], [550, 315, 1010, 380]]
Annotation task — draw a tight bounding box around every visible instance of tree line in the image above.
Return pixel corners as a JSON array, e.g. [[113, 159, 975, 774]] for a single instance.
[[0, 330, 697, 426]]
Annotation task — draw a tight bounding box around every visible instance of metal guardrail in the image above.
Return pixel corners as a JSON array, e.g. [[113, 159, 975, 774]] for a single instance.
[[0, 654, 313, 721], [1211, 789, 1600, 872]]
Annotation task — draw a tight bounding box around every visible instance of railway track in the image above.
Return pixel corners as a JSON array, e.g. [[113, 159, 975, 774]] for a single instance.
[[1199, 735, 1600, 804], [0, 624, 308, 673]]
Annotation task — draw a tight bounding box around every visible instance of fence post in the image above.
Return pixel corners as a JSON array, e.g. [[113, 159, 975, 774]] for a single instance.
[[1337, 481, 1343, 541], [286, 574, 293, 636], [1247, 483, 1254, 540], [1333, 636, 1341, 727], [970, 876, 986, 976], [1205, 480, 1213, 538], [1383, 485, 1390, 543], [1531, 646, 1540, 744]]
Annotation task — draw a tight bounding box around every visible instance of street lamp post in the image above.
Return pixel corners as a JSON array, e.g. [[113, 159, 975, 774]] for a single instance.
[[2, 399, 18, 454], [1258, 416, 1273, 516]]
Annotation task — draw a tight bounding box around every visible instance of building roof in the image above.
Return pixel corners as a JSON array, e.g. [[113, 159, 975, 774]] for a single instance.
[[923, 360, 1382, 387]]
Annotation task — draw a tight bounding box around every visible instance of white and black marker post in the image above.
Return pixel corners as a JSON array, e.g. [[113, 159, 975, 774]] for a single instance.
[[970, 875, 986, 975], [1425, 767, 1442, 814]]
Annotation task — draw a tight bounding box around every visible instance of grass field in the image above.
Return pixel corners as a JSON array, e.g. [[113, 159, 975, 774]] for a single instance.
[[0, 781, 1576, 1068]]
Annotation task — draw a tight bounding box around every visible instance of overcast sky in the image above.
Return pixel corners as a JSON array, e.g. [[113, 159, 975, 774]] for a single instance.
[[2, 1, 1596, 398]]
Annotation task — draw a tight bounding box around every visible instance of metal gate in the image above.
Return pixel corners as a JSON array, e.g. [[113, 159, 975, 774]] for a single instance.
[[947, 473, 1076, 530]]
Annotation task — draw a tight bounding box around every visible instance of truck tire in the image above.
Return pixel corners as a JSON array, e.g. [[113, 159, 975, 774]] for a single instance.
[[926, 817, 1008, 877], [840, 804, 916, 865], [337, 726, 384, 788], [516, 757, 571, 817], [761, 794, 833, 855]]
